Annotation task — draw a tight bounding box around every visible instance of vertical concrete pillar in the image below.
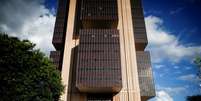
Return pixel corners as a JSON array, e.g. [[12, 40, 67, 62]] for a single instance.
[[114, 0, 141, 100], [60, 0, 77, 100]]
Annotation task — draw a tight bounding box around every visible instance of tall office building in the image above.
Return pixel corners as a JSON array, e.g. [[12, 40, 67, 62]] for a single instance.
[[50, 0, 155, 101]]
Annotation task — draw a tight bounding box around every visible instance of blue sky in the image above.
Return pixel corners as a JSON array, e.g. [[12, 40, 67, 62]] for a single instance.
[[142, 0, 201, 101], [0, 0, 200, 101]]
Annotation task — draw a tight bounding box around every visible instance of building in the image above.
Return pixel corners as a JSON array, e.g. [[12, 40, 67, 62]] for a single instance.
[[50, 0, 155, 101]]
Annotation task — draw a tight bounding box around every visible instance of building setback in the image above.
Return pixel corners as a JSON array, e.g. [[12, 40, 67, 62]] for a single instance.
[[50, 0, 155, 101]]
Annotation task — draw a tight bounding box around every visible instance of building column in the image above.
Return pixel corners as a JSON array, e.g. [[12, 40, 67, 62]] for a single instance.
[[114, 0, 141, 100], [60, 0, 77, 100]]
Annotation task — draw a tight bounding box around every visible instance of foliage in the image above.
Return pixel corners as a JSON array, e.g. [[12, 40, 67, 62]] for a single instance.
[[194, 56, 201, 67], [194, 56, 201, 79], [0, 33, 64, 101], [186, 56, 201, 101]]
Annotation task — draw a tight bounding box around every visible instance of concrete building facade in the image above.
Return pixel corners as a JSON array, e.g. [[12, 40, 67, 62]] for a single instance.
[[50, 0, 155, 101]]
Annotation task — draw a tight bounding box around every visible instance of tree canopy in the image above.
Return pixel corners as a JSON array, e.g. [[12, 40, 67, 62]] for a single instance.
[[0, 33, 64, 101], [194, 56, 201, 79], [186, 56, 201, 101]]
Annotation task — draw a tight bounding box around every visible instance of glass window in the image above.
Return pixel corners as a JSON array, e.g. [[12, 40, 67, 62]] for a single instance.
[[87, 94, 112, 101]]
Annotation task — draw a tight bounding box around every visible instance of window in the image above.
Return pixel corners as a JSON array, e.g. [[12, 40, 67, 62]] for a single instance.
[[87, 94, 112, 101]]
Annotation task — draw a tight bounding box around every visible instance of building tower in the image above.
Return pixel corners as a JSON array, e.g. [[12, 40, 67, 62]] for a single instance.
[[50, 0, 155, 101]]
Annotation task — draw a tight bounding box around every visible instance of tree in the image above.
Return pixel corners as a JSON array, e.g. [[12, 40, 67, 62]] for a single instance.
[[194, 56, 201, 94], [186, 56, 201, 101], [194, 56, 201, 80], [0, 33, 64, 101]]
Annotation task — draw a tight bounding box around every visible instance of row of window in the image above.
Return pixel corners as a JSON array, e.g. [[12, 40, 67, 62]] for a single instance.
[[78, 67, 120, 71]]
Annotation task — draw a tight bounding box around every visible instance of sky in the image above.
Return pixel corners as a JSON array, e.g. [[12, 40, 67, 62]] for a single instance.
[[0, 0, 201, 101]]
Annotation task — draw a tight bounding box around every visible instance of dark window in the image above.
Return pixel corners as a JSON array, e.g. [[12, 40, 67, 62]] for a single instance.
[[87, 94, 113, 101]]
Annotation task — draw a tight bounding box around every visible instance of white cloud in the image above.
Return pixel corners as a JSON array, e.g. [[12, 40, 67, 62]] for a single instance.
[[156, 85, 188, 95], [153, 86, 200, 101], [185, 66, 192, 70], [170, 7, 184, 15], [173, 66, 180, 69], [155, 91, 173, 101], [174, 71, 182, 74], [177, 74, 199, 82], [0, 0, 55, 55], [159, 86, 187, 95], [155, 64, 165, 69], [149, 85, 191, 101], [145, 16, 201, 63], [178, 74, 195, 80], [21, 14, 55, 54]]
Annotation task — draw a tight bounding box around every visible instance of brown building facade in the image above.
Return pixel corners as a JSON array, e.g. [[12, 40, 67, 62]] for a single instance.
[[50, 0, 155, 101]]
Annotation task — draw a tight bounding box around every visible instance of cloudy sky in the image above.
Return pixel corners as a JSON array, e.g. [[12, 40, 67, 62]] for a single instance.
[[0, 0, 201, 101]]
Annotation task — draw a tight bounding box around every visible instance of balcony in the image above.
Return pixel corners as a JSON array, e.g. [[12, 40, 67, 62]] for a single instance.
[[136, 51, 156, 100], [80, 0, 118, 28], [76, 29, 122, 93], [50, 51, 62, 70]]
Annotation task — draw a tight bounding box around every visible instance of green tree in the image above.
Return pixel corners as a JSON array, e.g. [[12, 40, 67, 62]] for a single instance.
[[194, 56, 201, 94], [0, 33, 64, 101], [194, 56, 201, 79], [186, 56, 201, 101]]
